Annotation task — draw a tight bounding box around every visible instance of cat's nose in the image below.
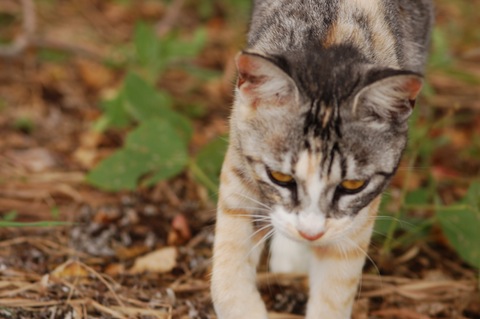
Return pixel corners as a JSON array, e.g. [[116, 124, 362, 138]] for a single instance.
[[298, 230, 324, 241]]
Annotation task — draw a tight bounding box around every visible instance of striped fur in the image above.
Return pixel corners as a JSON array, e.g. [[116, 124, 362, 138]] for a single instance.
[[211, 1, 433, 318]]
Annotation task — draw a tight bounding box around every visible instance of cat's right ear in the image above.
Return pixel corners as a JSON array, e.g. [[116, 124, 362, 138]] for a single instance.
[[235, 52, 298, 108], [353, 71, 423, 124]]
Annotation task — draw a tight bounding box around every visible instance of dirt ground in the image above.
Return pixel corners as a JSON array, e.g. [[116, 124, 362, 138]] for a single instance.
[[0, 0, 479, 318]]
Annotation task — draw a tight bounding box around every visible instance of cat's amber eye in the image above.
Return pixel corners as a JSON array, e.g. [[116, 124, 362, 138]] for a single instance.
[[339, 180, 367, 192], [268, 170, 295, 186]]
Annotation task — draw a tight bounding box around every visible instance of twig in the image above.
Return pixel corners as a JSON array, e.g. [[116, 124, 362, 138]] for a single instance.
[[155, 0, 186, 37], [372, 308, 432, 319], [462, 47, 480, 61], [0, 0, 103, 61], [31, 37, 104, 61], [0, 0, 35, 57], [268, 313, 304, 319], [74, 260, 126, 308], [50, 259, 126, 308], [89, 299, 127, 319]]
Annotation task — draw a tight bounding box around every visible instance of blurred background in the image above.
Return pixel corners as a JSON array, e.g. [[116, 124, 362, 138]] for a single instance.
[[0, 0, 479, 318]]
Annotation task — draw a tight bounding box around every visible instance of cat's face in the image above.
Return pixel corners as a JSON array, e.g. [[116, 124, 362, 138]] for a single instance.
[[231, 51, 422, 245]]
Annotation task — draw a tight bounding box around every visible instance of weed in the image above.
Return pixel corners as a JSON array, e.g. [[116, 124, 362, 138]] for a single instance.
[[87, 23, 225, 197]]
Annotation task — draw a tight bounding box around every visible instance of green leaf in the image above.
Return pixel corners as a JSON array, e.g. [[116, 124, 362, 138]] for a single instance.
[[95, 90, 131, 131], [405, 189, 430, 206], [192, 136, 228, 199], [437, 182, 480, 268], [38, 48, 70, 62], [87, 149, 147, 190], [123, 72, 192, 142], [165, 28, 207, 59], [87, 118, 189, 191], [134, 21, 163, 78], [429, 27, 452, 68], [123, 72, 172, 120], [50, 207, 60, 220], [374, 193, 432, 246], [0, 221, 73, 227], [3, 210, 17, 221], [374, 215, 394, 240]]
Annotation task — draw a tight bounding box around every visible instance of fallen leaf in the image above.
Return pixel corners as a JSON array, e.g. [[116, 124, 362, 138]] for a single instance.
[[168, 214, 191, 245], [75, 59, 114, 90], [104, 263, 126, 276], [129, 247, 177, 274], [51, 261, 89, 279], [432, 165, 461, 180], [92, 208, 121, 224], [6, 148, 57, 172], [115, 244, 149, 260], [73, 148, 98, 169]]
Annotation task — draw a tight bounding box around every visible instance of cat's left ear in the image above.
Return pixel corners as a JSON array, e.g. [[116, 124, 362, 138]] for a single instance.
[[235, 51, 298, 108], [353, 71, 423, 123]]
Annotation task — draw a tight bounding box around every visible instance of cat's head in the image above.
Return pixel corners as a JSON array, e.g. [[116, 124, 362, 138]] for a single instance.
[[230, 48, 423, 245]]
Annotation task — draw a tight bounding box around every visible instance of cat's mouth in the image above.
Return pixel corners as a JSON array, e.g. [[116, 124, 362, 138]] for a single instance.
[[271, 207, 354, 245], [297, 229, 325, 241]]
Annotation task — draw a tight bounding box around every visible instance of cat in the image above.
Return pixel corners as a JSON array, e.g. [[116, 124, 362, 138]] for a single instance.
[[211, 0, 433, 318]]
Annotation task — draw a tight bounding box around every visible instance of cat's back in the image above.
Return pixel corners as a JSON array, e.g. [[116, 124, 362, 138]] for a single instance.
[[248, 0, 433, 72]]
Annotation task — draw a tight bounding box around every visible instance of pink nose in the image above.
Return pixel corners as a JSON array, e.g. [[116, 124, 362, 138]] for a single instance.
[[298, 230, 324, 241]]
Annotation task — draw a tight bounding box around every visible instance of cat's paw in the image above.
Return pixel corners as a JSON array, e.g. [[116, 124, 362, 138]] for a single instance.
[[214, 298, 269, 319], [215, 311, 268, 319]]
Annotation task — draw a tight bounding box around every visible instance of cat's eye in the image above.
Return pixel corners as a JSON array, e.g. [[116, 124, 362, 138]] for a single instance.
[[268, 170, 295, 186], [339, 180, 367, 193]]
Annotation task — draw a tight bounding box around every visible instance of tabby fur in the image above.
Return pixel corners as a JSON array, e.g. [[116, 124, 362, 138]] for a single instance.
[[211, 1, 433, 318]]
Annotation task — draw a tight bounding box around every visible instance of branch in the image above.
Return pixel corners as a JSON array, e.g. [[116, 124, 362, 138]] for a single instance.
[[0, 0, 103, 61], [0, 0, 35, 57], [155, 0, 186, 37]]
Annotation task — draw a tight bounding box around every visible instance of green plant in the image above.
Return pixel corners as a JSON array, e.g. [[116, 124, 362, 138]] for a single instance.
[[374, 25, 480, 270], [13, 116, 35, 134], [0, 210, 71, 227], [132, 21, 206, 82], [375, 112, 480, 270], [437, 182, 480, 269], [87, 23, 226, 198]]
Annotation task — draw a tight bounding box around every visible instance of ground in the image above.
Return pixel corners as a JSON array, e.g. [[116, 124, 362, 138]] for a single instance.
[[0, 0, 479, 318]]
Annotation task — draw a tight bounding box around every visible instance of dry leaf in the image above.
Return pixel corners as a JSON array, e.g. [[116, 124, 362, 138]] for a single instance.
[[129, 247, 177, 274], [115, 244, 149, 260], [168, 214, 191, 245], [75, 59, 114, 90], [6, 148, 57, 172], [104, 263, 126, 276], [51, 261, 89, 279]]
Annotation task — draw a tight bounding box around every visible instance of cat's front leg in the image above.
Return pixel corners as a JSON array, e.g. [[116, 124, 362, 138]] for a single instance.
[[211, 208, 268, 319], [306, 245, 367, 319], [306, 200, 378, 319]]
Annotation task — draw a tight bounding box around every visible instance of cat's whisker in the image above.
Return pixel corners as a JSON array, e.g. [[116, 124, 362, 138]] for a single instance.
[[346, 238, 386, 298], [344, 237, 381, 278], [396, 166, 430, 172], [371, 230, 388, 238], [232, 206, 271, 212], [246, 228, 275, 259], [231, 214, 272, 220], [368, 215, 417, 229], [333, 240, 367, 300], [232, 192, 272, 210], [243, 223, 273, 248]]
